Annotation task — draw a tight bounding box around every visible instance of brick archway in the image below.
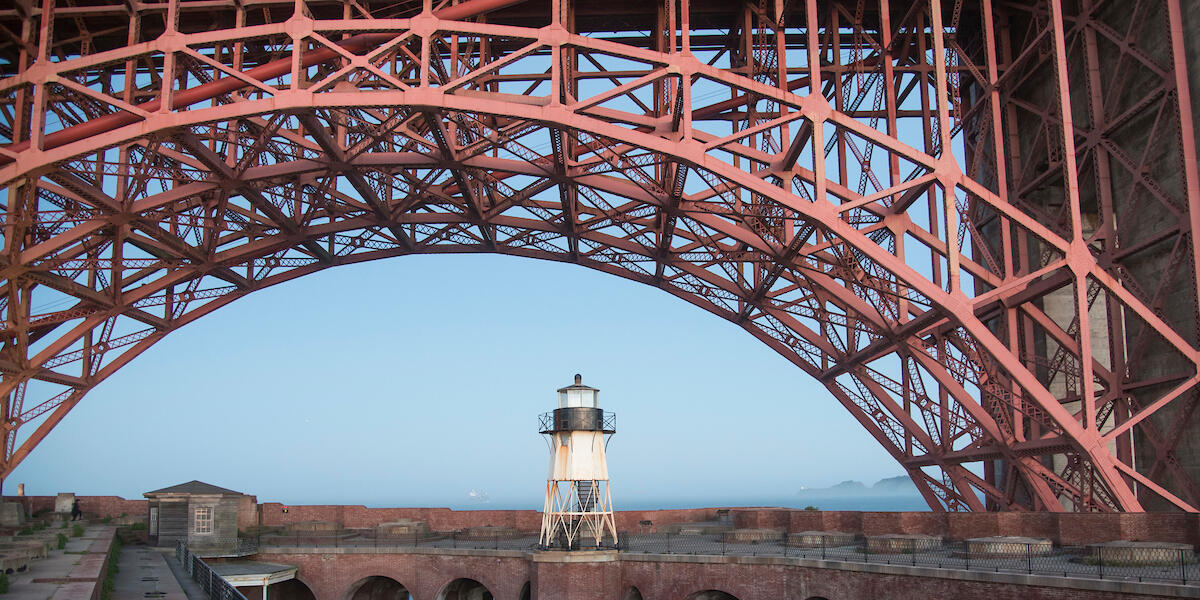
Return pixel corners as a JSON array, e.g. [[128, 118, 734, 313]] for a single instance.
[[344, 576, 414, 600], [272, 579, 319, 600], [435, 578, 493, 600], [684, 591, 739, 600]]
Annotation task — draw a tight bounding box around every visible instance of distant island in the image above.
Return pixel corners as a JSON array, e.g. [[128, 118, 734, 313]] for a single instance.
[[797, 475, 919, 497]]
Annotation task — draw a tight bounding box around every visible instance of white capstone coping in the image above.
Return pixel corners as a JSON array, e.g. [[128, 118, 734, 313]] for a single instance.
[[865, 533, 942, 553], [375, 520, 430, 535], [786, 531, 856, 547], [1087, 540, 1196, 565], [722, 528, 784, 543], [965, 536, 1052, 556]]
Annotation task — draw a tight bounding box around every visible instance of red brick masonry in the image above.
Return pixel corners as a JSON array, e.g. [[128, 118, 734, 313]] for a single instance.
[[9, 496, 1199, 546], [13, 496, 1192, 600], [259, 549, 1188, 600]]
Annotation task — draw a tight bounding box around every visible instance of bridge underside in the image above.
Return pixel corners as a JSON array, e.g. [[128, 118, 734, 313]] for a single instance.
[[1, 0, 1198, 512]]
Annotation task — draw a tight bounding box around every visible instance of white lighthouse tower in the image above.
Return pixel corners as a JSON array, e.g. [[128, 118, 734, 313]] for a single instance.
[[538, 374, 617, 549]]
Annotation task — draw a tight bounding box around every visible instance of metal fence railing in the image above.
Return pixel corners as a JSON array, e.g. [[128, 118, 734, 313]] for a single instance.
[[176, 541, 253, 600], [179, 537, 260, 557], [536, 411, 616, 432], [602, 411, 616, 431], [219, 530, 1199, 586], [616, 533, 1197, 585], [251, 530, 538, 552]]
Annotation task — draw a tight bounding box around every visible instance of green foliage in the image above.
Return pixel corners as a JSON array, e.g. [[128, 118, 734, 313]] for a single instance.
[[0, 571, 9, 593], [99, 536, 122, 600], [71, 524, 84, 537], [129, 522, 147, 531], [60, 522, 68, 530], [100, 517, 112, 524], [803, 506, 819, 511], [56, 533, 67, 549], [32, 522, 46, 531], [16, 527, 31, 536]]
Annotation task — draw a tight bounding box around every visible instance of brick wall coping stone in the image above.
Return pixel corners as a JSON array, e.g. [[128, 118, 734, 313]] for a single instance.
[[965, 536, 1054, 556], [1091, 541, 1195, 550], [966, 536, 1051, 543], [530, 550, 619, 563]]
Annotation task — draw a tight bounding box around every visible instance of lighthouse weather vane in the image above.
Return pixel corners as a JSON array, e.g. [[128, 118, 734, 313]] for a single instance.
[[538, 374, 618, 550]]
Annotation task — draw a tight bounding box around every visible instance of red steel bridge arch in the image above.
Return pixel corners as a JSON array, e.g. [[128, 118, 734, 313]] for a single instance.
[[1, 0, 1198, 513]]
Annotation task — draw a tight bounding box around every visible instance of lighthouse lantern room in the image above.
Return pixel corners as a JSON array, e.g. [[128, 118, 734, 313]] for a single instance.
[[538, 374, 617, 549]]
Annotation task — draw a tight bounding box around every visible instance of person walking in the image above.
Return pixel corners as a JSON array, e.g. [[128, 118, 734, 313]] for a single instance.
[[70, 499, 81, 521]]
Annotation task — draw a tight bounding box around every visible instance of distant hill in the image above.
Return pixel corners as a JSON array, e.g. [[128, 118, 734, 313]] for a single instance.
[[796, 475, 919, 497], [828, 480, 869, 492], [871, 475, 918, 493]]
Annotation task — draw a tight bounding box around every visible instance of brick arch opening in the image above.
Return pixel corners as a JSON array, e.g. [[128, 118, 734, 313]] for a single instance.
[[622, 586, 644, 600], [519, 582, 530, 600], [270, 580, 317, 600], [436, 579, 493, 600], [344, 576, 413, 600], [685, 592, 739, 600]]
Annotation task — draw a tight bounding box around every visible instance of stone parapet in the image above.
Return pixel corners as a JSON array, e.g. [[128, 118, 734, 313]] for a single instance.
[[786, 531, 856, 548], [965, 536, 1053, 557], [865, 534, 943, 554]]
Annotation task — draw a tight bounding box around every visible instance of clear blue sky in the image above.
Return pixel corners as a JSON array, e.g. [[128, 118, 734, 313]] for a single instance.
[[11, 254, 907, 509]]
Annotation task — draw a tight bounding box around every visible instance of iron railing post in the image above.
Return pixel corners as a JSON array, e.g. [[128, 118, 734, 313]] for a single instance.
[[964, 542, 969, 571], [1027, 543, 1032, 574], [666, 532, 671, 554], [1182, 548, 1188, 585], [1098, 547, 1104, 579], [821, 535, 826, 560]]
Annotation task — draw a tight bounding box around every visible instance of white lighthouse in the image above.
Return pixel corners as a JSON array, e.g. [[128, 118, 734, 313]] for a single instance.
[[538, 374, 618, 549]]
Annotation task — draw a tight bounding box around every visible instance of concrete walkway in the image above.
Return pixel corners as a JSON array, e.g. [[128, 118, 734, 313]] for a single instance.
[[1, 524, 205, 600], [157, 550, 205, 600], [6, 524, 113, 600], [110, 544, 194, 600]]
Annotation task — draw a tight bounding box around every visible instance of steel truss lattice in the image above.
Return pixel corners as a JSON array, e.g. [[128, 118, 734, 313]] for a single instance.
[[1, 0, 1198, 512]]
